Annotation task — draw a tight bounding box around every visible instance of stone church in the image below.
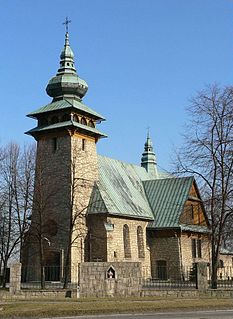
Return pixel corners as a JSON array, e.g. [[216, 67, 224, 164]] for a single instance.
[[22, 30, 211, 283]]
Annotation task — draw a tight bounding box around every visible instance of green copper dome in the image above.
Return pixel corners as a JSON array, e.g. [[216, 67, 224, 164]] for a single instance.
[[46, 32, 88, 101]]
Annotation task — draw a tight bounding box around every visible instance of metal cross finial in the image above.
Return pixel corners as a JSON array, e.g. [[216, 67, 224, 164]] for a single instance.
[[147, 126, 150, 138], [63, 17, 71, 33]]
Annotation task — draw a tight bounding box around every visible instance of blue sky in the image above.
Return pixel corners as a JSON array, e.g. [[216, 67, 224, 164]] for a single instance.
[[0, 0, 233, 171]]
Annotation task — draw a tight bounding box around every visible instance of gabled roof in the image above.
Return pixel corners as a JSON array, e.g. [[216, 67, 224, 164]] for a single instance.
[[88, 155, 154, 220], [27, 99, 105, 121], [25, 120, 107, 138], [143, 177, 194, 228], [88, 156, 210, 233]]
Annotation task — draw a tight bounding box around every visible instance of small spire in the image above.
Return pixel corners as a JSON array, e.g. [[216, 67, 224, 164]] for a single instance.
[[46, 23, 88, 101], [141, 132, 158, 178]]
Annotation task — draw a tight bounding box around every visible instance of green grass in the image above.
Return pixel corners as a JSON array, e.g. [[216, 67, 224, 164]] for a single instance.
[[1, 297, 233, 318]]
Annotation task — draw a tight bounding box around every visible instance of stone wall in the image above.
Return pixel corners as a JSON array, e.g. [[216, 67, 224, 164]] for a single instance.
[[9, 263, 21, 294], [22, 132, 99, 283], [149, 232, 211, 280], [87, 214, 107, 261], [22, 134, 72, 280], [180, 233, 211, 267], [105, 217, 151, 273], [87, 215, 151, 275], [150, 236, 181, 279], [79, 262, 142, 297], [70, 134, 99, 279]]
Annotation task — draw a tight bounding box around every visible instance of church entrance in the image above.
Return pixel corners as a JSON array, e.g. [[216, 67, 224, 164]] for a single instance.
[[44, 251, 61, 281], [156, 260, 167, 280]]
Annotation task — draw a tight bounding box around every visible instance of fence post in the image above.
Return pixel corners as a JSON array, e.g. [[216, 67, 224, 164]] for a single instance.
[[196, 262, 208, 291], [9, 263, 22, 295]]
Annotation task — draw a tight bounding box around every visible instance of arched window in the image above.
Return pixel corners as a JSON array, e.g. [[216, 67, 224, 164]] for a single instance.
[[73, 114, 79, 122], [51, 116, 59, 124], [88, 120, 95, 128], [81, 117, 87, 125], [123, 224, 131, 258], [137, 226, 145, 258], [62, 113, 70, 122]]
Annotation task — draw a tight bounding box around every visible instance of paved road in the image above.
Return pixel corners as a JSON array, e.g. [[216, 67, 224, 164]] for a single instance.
[[40, 310, 233, 319]]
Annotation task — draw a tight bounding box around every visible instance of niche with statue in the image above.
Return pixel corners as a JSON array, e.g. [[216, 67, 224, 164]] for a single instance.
[[106, 266, 116, 279]]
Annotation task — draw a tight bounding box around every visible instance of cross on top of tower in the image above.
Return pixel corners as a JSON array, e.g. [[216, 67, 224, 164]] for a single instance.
[[63, 17, 71, 33], [147, 126, 150, 138]]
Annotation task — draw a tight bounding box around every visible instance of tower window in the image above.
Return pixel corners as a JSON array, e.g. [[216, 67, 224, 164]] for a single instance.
[[73, 114, 79, 122], [88, 120, 95, 128], [53, 138, 57, 151], [81, 117, 87, 126], [82, 139, 86, 151]]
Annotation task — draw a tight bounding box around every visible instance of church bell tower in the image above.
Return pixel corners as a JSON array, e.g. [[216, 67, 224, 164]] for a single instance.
[[23, 23, 106, 282]]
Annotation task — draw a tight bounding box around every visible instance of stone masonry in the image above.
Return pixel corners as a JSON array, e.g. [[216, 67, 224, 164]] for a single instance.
[[22, 131, 99, 283], [79, 262, 142, 297], [87, 215, 151, 276], [9, 263, 22, 294]]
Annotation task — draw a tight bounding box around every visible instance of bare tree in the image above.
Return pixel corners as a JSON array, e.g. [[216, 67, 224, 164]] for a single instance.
[[62, 144, 98, 289], [175, 85, 233, 288], [23, 151, 59, 289], [0, 143, 35, 287]]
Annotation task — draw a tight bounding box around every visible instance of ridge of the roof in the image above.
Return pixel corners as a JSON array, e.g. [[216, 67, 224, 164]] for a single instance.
[[90, 155, 154, 220]]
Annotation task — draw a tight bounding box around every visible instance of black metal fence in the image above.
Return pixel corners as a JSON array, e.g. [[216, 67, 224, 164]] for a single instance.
[[142, 265, 197, 289], [21, 266, 78, 289], [208, 266, 233, 288]]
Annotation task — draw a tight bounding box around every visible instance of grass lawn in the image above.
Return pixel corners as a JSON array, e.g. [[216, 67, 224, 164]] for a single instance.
[[1, 297, 233, 318]]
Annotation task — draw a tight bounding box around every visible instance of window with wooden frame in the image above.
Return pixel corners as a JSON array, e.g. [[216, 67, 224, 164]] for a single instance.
[[192, 238, 202, 258]]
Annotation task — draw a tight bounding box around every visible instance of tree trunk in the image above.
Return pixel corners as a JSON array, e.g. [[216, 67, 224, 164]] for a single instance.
[[211, 254, 218, 289], [40, 238, 45, 289], [2, 260, 8, 288]]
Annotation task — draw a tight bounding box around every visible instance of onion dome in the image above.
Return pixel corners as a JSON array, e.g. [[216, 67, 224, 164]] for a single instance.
[[46, 32, 88, 101]]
